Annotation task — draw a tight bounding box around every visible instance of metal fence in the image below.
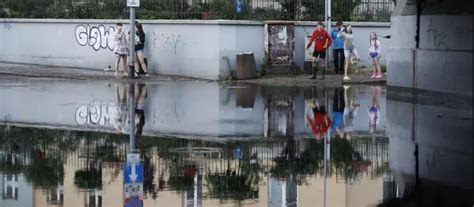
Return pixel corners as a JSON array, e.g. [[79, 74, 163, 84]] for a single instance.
[[0, 0, 394, 22]]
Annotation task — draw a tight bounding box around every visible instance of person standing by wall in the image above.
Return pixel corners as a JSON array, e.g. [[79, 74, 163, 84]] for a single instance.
[[134, 22, 149, 77], [369, 32, 383, 79], [113, 23, 128, 77], [337, 24, 360, 81], [306, 21, 332, 80], [330, 21, 345, 75]]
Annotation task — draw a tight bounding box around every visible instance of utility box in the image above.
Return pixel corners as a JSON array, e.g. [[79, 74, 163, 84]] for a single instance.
[[264, 21, 299, 75], [236, 52, 257, 80]]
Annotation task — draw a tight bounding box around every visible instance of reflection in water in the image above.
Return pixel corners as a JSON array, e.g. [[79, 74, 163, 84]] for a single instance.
[[0, 125, 389, 206], [0, 82, 471, 206]]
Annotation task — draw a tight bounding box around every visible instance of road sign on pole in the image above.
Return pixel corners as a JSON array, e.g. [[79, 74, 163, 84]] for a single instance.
[[127, 0, 140, 7], [123, 153, 144, 205]]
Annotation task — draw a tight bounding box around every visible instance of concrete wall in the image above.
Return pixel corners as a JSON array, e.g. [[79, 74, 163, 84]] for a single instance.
[[387, 0, 473, 95], [0, 19, 389, 80]]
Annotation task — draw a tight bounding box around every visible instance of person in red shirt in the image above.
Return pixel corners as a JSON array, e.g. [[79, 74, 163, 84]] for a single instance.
[[306, 21, 332, 80], [306, 99, 331, 140]]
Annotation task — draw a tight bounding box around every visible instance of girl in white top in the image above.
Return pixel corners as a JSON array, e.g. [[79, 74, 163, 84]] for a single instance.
[[337, 24, 361, 81], [113, 23, 129, 77], [368, 32, 382, 79]]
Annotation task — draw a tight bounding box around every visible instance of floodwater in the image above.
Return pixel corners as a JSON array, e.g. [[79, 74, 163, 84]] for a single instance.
[[0, 80, 471, 207]]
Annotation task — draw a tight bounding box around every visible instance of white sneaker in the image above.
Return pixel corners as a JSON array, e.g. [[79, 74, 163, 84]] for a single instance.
[[343, 76, 351, 81]]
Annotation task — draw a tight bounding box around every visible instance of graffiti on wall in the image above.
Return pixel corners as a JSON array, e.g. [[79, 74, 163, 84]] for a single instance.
[[75, 103, 116, 126], [153, 32, 185, 54], [75, 24, 116, 51], [266, 24, 295, 65]]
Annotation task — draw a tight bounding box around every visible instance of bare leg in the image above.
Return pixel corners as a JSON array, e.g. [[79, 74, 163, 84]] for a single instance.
[[375, 57, 382, 78], [114, 54, 121, 76], [320, 58, 325, 79], [121, 56, 128, 75], [343, 59, 351, 80], [137, 51, 148, 73]]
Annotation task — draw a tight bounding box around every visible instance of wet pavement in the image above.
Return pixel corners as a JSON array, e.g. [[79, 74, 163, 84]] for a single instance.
[[0, 62, 386, 87], [0, 78, 471, 207]]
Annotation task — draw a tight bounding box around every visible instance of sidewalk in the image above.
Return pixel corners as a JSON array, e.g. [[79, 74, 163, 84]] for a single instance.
[[0, 62, 193, 82], [0, 62, 386, 86]]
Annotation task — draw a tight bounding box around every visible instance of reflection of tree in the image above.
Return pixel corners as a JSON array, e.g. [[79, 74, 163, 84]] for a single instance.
[[331, 138, 370, 183], [74, 132, 102, 190], [142, 154, 158, 199], [270, 138, 371, 183], [0, 126, 67, 190], [205, 143, 260, 202], [271, 139, 323, 185], [26, 155, 64, 190]]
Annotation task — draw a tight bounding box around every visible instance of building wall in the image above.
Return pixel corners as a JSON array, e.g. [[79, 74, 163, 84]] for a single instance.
[[0, 19, 390, 80]]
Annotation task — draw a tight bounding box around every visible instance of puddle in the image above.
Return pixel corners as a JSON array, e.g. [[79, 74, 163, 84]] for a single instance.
[[0, 80, 471, 207]]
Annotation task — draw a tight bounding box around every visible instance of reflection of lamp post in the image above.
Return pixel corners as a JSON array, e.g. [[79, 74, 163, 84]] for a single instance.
[[128, 83, 136, 151]]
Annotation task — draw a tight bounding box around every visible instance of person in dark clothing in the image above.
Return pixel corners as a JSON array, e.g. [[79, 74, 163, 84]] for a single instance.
[[330, 21, 345, 74], [331, 87, 345, 136], [134, 22, 149, 77]]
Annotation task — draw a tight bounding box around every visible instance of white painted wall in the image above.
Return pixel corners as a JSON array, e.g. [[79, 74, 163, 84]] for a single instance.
[[0, 19, 390, 80]]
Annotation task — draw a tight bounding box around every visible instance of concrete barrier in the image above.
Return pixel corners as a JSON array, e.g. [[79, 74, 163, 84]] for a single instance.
[[0, 19, 390, 80]]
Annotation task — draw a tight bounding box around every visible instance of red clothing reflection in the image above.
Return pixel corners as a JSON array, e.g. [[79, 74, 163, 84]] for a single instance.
[[306, 110, 331, 139]]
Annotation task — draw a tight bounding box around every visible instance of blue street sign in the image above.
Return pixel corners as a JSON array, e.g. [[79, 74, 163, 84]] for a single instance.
[[125, 195, 142, 207], [236, 0, 243, 14], [235, 146, 242, 160], [124, 162, 144, 184]]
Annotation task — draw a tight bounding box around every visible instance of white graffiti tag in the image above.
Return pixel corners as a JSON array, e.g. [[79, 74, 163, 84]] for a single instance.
[[75, 24, 115, 51], [75, 104, 116, 126]]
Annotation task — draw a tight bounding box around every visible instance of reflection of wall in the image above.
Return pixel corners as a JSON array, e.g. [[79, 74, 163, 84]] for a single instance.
[[0, 82, 386, 139], [268, 175, 297, 207], [387, 94, 472, 192]]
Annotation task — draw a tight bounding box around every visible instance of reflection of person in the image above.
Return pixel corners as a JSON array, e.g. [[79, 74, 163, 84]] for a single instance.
[[306, 21, 332, 80], [342, 85, 360, 139], [337, 24, 361, 81], [113, 23, 128, 77], [369, 86, 381, 134], [306, 98, 331, 140], [134, 22, 149, 77], [331, 87, 344, 136], [114, 83, 129, 134], [134, 83, 147, 137]]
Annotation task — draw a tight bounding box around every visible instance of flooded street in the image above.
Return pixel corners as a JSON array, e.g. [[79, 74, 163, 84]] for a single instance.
[[0, 79, 471, 207]]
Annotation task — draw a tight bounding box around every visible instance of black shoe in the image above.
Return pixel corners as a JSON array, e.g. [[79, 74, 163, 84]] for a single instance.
[[309, 76, 316, 79]]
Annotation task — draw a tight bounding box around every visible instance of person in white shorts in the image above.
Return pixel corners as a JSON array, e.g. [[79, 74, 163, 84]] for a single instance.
[[337, 24, 360, 81]]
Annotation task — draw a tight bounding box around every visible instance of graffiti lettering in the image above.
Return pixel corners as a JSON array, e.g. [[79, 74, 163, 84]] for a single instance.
[[454, 26, 474, 38], [75, 24, 115, 51], [426, 18, 448, 49], [153, 32, 185, 54], [75, 104, 116, 126]]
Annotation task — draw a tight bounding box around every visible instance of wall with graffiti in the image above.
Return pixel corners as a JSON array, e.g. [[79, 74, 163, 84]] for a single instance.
[[0, 19, 389, 80]]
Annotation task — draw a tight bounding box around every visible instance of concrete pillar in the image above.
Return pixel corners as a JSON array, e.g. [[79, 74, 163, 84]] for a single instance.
[[387, 0, 473, 95]]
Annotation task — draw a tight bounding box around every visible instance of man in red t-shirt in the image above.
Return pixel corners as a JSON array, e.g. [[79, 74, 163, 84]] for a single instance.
[[306, 21, 332, 80]]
